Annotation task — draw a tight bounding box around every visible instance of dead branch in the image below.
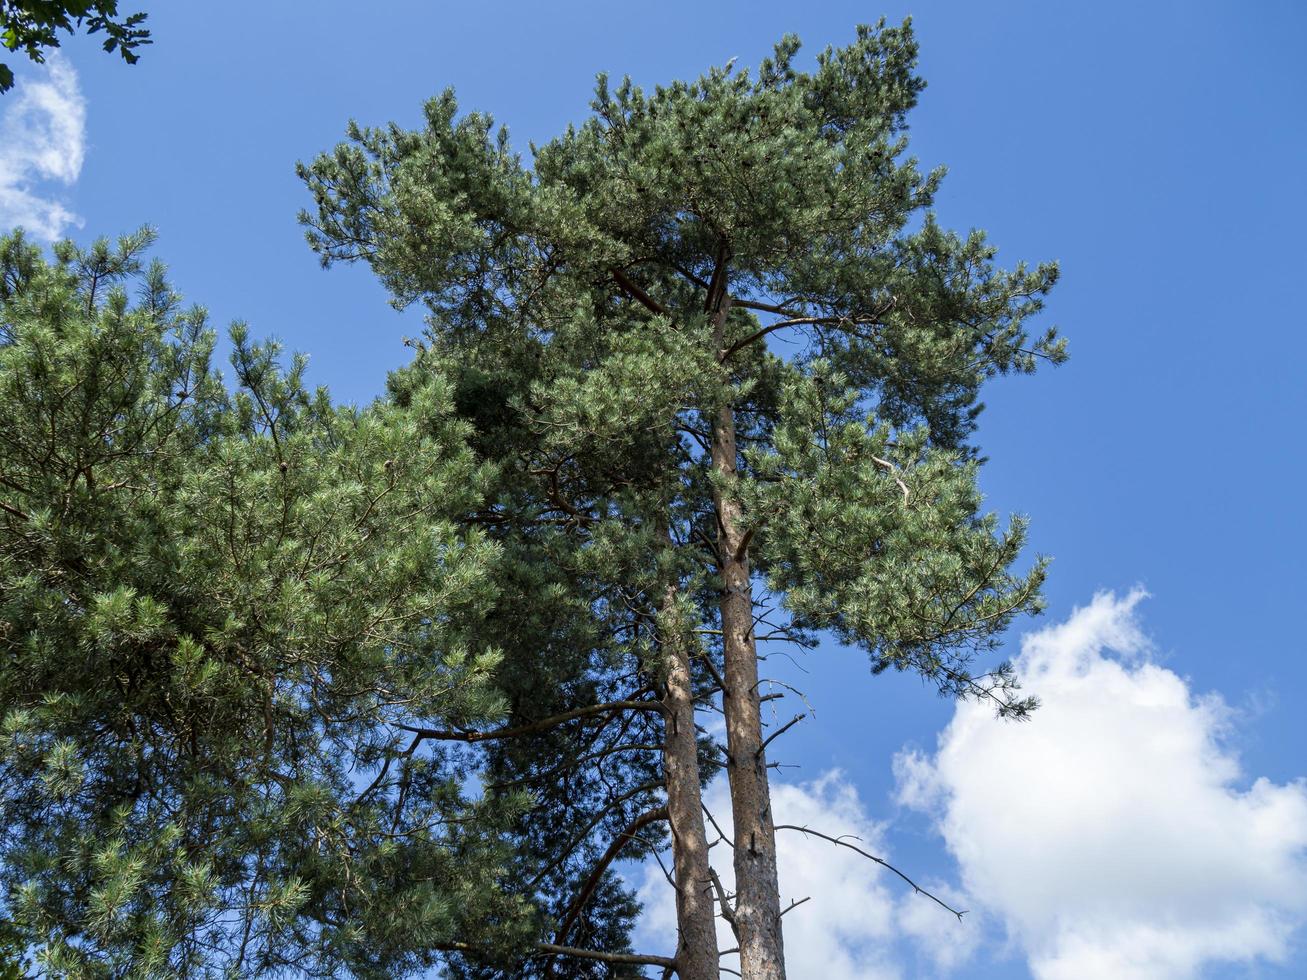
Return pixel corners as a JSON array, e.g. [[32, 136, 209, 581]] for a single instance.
[[774, 824, 967, 920], [869, 454, 911, 504], [707, 866, 740, 940], [757, 713, 805, 758]]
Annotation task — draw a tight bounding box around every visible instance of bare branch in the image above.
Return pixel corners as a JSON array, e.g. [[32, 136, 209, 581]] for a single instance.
[[757, 713, 805, 758], [718, 319, 805, 361], [707, 866, 740, 940], [697, 653, 729, 698], [719, 295, 896, 361], [774, 824, 967, 920], [702, 802, 735, 849], [870, 454, 910, 504]]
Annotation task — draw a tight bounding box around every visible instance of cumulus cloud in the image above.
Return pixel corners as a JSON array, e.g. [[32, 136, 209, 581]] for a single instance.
[[0, 57, 86, 240], [634, 772, 974, 979], [896, 589, 1307, 979]]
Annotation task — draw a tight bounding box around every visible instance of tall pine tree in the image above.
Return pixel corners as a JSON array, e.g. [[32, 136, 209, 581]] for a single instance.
[[301, 19, 1063, 978]]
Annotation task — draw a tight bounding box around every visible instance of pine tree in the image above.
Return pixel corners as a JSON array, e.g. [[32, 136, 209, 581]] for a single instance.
[[0, 229, 531, 977], [292, 18, 1065, 978]]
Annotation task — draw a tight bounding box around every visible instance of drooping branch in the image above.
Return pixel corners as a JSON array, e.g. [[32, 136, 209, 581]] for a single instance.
[[774, 824, 966, 920], [527, 778, 666, 891], [353, 732, 422, 806], [554, 803, 671, 945], [718, 318, 811, 361], [718, 296, 896, 362], [485, 741, 662, 793], [0, 499, 29, 521], [702, 802, 735, 849]]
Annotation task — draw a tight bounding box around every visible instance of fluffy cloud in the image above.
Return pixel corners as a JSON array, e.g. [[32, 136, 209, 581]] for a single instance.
[[0, 57, 86, 240], [896, 589, 1307, 979], [634, 772, 972, 979]]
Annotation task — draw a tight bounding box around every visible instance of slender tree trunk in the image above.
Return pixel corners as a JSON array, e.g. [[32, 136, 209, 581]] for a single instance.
[[659, 583, 720, 980], [710, 297, 787, 980]]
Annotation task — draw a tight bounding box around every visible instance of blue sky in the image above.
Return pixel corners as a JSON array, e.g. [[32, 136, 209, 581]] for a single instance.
[[3, 2, 1305, 977]]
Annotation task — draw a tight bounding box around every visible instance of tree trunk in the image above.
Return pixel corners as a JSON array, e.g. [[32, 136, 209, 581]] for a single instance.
[[711, 297, 787, 980], [659, 583, 720, 980]]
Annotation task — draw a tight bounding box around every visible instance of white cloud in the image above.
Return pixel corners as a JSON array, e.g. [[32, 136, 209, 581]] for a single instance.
[[0, 57, 86, 240], [634, 772, 972, 979], [896, 589, 1307, 979]]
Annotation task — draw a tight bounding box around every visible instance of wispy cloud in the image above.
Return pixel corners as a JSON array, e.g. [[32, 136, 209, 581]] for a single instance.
[[0, 57, 86, 240], [897, 589, 1307, 979]]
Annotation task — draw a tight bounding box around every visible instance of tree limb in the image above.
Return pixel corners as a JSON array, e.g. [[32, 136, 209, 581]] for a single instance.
[[774, 824, 967, 920], [0, 499, 29, 521], [707, 866, 740, 940], [536, 943, 677, 969], [554, 804, 671, 944], [437, 940, 676, 971], [610, 267, 670, 317], [719, 296, 895, 361], [394, 697, 662, 744], [869, 454, 910, 504], [757, 712, 805, 758]]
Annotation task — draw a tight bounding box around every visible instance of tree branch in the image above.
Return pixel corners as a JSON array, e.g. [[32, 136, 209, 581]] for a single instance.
[[702, 802, 735, 849], [536, 943, 677, 969], [870, 454, 910, 504], [610, 267, 670, 317], [757, 712, 805, 758], [0, 499, 29, 521], [774, 824, 967, 920], [526, 779, 666, 892], [704, 241, 731, 315], [707, 866, 740, 940], [437, 940, 676, 971], [554, 804, 671, 944], [718, 318, 806, 361], [719, 296, 896, 361], [395, 697, 662, 744]]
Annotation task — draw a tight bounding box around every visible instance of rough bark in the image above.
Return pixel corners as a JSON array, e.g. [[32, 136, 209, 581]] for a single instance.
[[711, 296, 787, 979], [659, 583, 720, 980]]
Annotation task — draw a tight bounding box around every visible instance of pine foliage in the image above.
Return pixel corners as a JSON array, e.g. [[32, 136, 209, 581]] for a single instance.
[[0, 230, 526, 977]]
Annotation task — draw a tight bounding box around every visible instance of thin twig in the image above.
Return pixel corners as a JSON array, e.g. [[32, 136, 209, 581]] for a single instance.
[[774, 824, 967, 920], [781, 895, 811, 917], [702, 802, 735, 850]]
